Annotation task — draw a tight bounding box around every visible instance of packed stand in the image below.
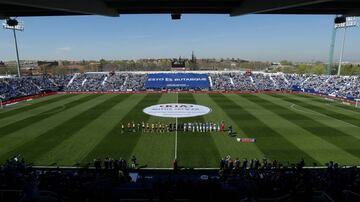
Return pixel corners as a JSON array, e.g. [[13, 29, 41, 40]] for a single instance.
[[271, 74, 289, 90], [210, 73, 233, 90], [284, 74, 308, 87], [0, 77, 41, 101], [65, 73, 105, 92], [28, 75, 59, 91], [1, 156, 360, 201], [48, 74, 73, 89], [209, 72, 360, 99], [231, 72, 256, 91], [217, 155, 360, 201], [103, 73, 127, 91], [1, 72, 360, 101], [123, 73, 147, 91]]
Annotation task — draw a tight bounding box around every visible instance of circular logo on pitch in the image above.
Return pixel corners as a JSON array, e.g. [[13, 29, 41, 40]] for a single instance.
[[143, 103, 211, 118]]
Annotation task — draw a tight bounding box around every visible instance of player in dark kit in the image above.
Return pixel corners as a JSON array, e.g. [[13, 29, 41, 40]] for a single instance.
[[127, 122, 131, 132], [228, 126, 233, 137]]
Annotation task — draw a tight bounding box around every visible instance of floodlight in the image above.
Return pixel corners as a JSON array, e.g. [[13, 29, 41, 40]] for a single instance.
[[171, 13, 181, 20]]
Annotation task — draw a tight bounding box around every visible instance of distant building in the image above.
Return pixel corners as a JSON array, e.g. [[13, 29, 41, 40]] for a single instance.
[[271, 62, 281, 66], [37, 61, 59, 67], [171, 57, 187, 70], [4, 60, 38, 69]]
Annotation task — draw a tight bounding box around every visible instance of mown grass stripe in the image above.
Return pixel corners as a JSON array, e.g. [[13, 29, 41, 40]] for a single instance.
[[1, 94, 123, 162], [193, 94, 264, 161], [0, 95, 82, 128], [0, 94, 76, 120], [246, 94, 360, 160], [177, 93, 221, 168], [275, 94, 360, 127], [0, 95, 98, 138], [210, 94, 318, 165], [127, 93, 177, 168], [80, 94, 162, 164], [292, 94, 360, 114], [289, 94, 360, 119], [34, 94, 132, 165], [0, 95, 106, 162], [293, 93, 360, 113], [235, 94, 360, 165]]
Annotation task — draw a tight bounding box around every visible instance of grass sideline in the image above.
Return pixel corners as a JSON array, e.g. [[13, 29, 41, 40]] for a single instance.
[[0, 93, 359, 168]]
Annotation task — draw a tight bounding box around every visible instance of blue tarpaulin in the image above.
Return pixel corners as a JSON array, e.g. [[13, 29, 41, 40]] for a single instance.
[[145, 73, 210, 89], [291, 85, 302, 91]]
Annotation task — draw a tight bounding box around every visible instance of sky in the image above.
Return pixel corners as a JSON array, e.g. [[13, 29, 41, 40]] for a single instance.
[[0, 14, 359, 62]]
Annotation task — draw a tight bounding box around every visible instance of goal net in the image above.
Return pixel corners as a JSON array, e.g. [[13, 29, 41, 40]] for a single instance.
[[0, 95, 5, 109], [356, 99, 360, 108]]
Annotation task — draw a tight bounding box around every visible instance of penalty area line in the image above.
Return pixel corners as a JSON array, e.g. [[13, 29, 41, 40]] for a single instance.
[[290, 103, 360, 128]]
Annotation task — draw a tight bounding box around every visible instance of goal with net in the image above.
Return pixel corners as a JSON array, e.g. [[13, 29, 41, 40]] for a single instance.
[[0, 95, 5, 109]]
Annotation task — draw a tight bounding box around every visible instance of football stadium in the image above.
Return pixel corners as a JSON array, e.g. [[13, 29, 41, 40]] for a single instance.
[[1, 0, 360, 201], [1, 72, 360, 169]]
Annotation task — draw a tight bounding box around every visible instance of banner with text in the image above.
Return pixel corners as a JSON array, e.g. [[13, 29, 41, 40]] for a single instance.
[[145, 73, 210, 89]]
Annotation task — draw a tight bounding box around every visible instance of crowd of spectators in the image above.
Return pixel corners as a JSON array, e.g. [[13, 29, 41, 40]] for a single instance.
[[1, 156, 360, 201], [0, 156, 132, 202], [210, 72, 359, 99], [1, 72, 359, 101], [66, 73, 106, 92], [0, 77, 42, 100], [124, 73, 146, 91], [103, 73, 126, 91], [0, 73, 147, 101], [217, 156, 360, 201], [64, 73, 146, 92]]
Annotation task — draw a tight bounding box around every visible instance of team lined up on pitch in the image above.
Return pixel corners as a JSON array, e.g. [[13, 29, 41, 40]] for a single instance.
[[121, 121, 227, 133]]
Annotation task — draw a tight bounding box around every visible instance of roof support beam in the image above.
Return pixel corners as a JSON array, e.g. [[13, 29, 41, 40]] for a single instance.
[[230, 0, 336, 16], [0, 0, 118, 17]]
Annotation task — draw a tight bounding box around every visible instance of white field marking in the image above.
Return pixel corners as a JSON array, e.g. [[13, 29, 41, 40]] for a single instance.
[[174, 92, 178, 160], [3, 102, 32, 109], [289, 104, 317, 115], [289, 103, 360, 129]]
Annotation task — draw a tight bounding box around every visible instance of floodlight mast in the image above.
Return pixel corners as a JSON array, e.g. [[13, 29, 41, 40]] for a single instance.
[[336, 17, 357, 76], [3, 19, 24, 78], [327, 18, 337, 75], [337, 26, 347, 76], [328, 16, 357, 76]]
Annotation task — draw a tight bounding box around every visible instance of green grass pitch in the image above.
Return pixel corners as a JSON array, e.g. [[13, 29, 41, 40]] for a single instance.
[[0, 93, 360, 168]]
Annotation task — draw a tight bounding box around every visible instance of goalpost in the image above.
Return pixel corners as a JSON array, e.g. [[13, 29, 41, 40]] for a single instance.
[[0, 95, 4, 109], [356, 99, 360, 108]]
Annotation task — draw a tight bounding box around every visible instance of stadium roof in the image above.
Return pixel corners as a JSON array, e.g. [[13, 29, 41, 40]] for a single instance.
[[0, 0, 359, 18]]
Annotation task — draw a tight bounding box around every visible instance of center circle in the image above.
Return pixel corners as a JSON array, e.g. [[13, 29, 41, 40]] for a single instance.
[[143, 103, 211, 118]]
